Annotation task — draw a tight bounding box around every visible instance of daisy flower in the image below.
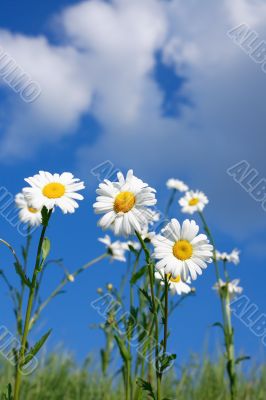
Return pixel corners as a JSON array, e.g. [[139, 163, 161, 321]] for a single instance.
[[152, 219, 213, 280], [155, 270, 191, 295], [22, 171, 85, 214], [166, 179, 188, 192], [15, 193, 42, 227], [213, 279, 243, 298], [93, 169, 157, 236], [99, 235, 127, 262], [179, 190, 208, 214], [215, 249, 240, 265]]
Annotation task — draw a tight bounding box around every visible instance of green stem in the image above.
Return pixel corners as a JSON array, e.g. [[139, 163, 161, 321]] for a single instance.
[[163, 276, 169, 354], [165, 189, 176, 218], [129, 250, 141, 400], [199, 212, 237, 400], [198, 212, 220, 282], [29, 253, 108, 330], [158, 276, 169, 385], [135, 231, 161, 400], [17, 226, 32, 339], [224, 262, 237, 400], [14, 210, 52, 400]]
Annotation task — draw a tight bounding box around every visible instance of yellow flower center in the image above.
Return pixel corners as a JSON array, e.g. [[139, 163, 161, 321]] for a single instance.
[[188, 197, 199, 206], [167, 274, 181, 283], [173, 240, 193, 260], [42, 182, 66, 199], [28, 207, 38, 214], [114, 191, 136, 213]]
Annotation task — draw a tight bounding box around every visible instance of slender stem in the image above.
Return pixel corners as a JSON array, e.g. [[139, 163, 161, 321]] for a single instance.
[[130, 250, 141, 312], [158, 276, 169, 386], [129, 250, 141, 400], [223, 261, 237, 400], [17, 227, 32, 339], [198, 212, 237, 400], [165, 189, 176, 218], [29, 253, 108, 330], [135, 231, 161, 400], [198, 212, 220, 282], [163, 276, 169, 354], [14, 210, 52, 400]]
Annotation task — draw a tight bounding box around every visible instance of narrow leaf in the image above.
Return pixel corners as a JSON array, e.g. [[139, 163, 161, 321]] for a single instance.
[[22, 329, 52, 366], [235, 355, 250, 364], [136, 378, 155, 399], [130, 265, 147, 285], [114, 334, 131, 363]]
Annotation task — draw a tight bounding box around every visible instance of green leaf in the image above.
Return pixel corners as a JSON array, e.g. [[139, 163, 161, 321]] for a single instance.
[[1, 383, 13, 400], [235, 355, 250, 365], [159, 353, 176, 373], [128, 245, 139, 255], [136, 378, 155, 399], [139, 288, 153, 311], [0, 239, 31, 287], [41, 238, 51, 262], [130, 265, 147, 285], [114, 335, 131, 363], [14, 261, 31, 287], [37, 238, 51, 272], [22, 329, 52, 366], [212, 322, 225, 334], [42, 237, 51, 259]]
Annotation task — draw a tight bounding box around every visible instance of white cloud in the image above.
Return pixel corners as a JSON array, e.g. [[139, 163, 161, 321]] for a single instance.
[[0, 0, 266, 238], [0, 0, 168, 160]]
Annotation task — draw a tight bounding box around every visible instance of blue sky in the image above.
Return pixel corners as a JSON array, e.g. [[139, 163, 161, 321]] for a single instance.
[[0, 0, 266, 369]]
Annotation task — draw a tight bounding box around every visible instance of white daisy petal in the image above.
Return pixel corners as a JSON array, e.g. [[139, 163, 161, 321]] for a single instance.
[[93, 170, 157, 237], [166, 178, 189, 192], [22, 171, 85, 214], [213, 279, 243, 298], [155, 269, 192, 296], [153, 218, 213, 281], [179, 190, 209, 215], [15, 193, 42, 227]]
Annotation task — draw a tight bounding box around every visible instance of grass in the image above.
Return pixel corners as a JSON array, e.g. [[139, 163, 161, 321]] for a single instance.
[[0, 352, 265, 399]]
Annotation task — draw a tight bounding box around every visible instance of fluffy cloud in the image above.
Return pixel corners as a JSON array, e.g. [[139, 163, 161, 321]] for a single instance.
[[0, 0, 168, 159], [0, 0, 266, 238]]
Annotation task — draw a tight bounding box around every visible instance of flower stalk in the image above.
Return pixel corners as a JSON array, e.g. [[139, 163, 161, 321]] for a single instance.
[[198, 212, 238, 400], [14, 209, 52, 400], [135, 231, 161, 400]]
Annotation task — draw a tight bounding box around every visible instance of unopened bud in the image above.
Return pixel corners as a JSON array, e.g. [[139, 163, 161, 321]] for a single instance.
[[67, 274, 75, 282]]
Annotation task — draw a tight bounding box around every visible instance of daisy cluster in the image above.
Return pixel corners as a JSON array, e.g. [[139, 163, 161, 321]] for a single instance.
[[16, 169, 242, 297], [93, 170, 215, 295]]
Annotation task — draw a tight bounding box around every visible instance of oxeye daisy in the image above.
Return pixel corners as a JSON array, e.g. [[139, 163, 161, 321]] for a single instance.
[[213, 279, 243, 298], [179, 190, 208, 214], [152, 219, 213, 280], [22, 171, 85, 214], [155, 271, 191, 295], [166, 178, 188, 192], [15, 193, 42, 227], [99, 235, 127, 262], [216, 249, 240, 265], [93, 169, 157, 236]]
